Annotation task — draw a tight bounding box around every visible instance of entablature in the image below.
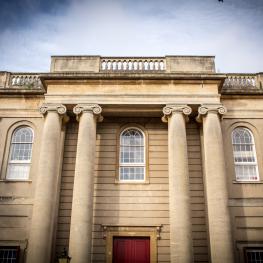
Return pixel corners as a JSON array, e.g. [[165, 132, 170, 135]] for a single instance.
[[0, 56, 262, 97]]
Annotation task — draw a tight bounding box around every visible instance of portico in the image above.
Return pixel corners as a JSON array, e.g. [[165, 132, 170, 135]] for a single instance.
[[23, 56, 235, 263]]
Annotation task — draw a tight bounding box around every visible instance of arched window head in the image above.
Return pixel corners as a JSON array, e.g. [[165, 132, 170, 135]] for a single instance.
[[6, 126, 34, 180], [119, 128, 145, 181], [232, 127, 259, 181]]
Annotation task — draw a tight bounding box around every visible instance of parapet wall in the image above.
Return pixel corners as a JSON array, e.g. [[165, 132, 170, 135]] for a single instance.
[[50, 55, 216, 73]]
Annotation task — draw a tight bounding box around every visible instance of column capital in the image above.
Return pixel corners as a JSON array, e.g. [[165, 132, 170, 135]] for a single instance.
[[39, 103, 67, 115], [162, 104, 192, 123], [39, 103, 69, 123], [196, 104, 227, 123], [73, 104, 103, 122]]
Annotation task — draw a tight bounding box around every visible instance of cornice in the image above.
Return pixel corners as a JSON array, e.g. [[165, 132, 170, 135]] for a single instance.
[[0, 89, 45, 95], [40, 72, 226, 81]]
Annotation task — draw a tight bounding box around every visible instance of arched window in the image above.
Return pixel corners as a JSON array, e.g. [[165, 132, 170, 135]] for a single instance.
[[232, 127, 259, 181], [6, 126, 34, 180], [119, 128, 145, 181]]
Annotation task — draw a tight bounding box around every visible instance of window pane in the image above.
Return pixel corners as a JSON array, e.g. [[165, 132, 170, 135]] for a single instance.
[[120, 167, 144, 181], [12, 127, 33, 143], [0, 247, 19, 263], [235, 165, 258, 181], [6, 164, 30, 180], [120, 146, 144, 163], [246, 249, 263, 263], [10, 143, 32, 161], [121, 129, 143, 146]]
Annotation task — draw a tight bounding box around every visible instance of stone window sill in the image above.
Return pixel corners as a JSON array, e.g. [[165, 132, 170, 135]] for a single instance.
[[115, 179, 150, 184], [232, 180, 263, 184], [0, 179, 32, 183]]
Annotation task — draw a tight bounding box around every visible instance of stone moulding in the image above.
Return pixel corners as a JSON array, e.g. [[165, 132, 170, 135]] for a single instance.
[[101, 225, 162, 240]]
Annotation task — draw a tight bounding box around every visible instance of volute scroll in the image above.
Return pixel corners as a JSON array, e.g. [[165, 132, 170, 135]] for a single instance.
[[196, 104, 227, 123], [73, 104, 103, 122], [162, 104, 192, 123]]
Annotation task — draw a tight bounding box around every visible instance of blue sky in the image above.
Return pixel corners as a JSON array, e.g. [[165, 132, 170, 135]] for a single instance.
[[0, 0, 262, 72]]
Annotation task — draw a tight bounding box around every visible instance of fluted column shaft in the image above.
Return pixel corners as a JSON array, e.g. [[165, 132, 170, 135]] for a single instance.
[[197, 104, 234, 263], [27, 104, 67, 263], [69, 104, 103, 263], [163, 105, 193, 263]]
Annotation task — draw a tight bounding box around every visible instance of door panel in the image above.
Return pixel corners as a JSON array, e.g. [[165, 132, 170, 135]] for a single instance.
[[113, 237, 150, 263]]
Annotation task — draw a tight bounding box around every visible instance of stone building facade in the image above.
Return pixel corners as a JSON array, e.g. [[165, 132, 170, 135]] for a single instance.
[[0, 56, 262, 263]]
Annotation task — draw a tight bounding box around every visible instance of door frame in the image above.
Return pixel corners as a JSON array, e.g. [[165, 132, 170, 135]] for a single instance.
[[102, 225, 161, 263]]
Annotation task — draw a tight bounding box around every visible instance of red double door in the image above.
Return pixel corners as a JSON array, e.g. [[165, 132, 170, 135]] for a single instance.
[[113, 237, 150, 263]]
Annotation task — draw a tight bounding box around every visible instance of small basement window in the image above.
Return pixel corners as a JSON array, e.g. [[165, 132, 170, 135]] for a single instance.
[[0, 246, 20, 263], [245, 248, 263, 263]]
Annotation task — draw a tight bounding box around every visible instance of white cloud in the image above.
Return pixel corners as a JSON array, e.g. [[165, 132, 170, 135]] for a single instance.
[[0, 0, 262, 72]]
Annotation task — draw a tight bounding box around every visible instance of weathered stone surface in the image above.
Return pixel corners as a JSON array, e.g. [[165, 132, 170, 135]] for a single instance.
[[50, 56, 100, 72], [166, 56, 215, 73]]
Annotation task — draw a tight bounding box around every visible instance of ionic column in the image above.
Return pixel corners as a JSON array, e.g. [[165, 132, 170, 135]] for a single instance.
[[27, 104, 67, 263], [197, 104, 234, 263], [162, 105, 193, 263], [69, 104, 103, 263]]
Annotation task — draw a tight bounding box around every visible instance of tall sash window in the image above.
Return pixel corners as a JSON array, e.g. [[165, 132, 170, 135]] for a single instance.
[[232, 127, 259, 181], [119, 128, 145, 181], [6, 127, 34, 180]]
